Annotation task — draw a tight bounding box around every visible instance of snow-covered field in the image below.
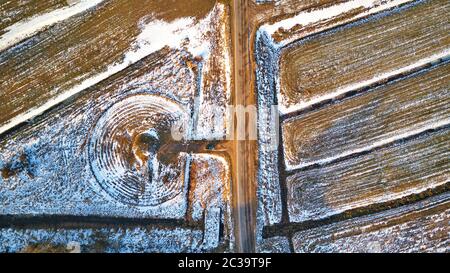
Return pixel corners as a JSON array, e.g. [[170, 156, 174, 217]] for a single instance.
[[0, 2, 233, 253]]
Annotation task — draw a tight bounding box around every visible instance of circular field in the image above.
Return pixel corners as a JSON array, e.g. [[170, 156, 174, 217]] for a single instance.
[[89, 94, 188, 206]]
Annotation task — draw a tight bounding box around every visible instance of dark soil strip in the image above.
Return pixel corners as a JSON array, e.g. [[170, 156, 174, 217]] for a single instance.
[[0, 215, 203, 230]]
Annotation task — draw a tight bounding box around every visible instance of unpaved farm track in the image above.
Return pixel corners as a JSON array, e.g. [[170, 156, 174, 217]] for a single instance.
[[231, 0, 257, 253]]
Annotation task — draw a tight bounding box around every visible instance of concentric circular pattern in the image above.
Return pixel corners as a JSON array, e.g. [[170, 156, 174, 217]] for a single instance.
[[89, 94, 188, 206]]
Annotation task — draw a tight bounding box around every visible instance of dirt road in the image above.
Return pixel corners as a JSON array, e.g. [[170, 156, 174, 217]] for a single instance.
[[231, 0, 257, 253]]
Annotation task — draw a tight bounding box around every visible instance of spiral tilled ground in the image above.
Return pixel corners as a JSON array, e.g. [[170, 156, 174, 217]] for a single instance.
[[89, 94, 189, 207]]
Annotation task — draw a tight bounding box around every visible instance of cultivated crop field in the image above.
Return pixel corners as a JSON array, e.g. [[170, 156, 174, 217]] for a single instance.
[[255, 0, 449, 253]]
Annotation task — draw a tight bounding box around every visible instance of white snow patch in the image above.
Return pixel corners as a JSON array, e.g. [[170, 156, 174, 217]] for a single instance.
[[0, 227, 204, 253], [129, 16, 211, 62], [0, 0, 105, 52], [260, 0, 414, 47]]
